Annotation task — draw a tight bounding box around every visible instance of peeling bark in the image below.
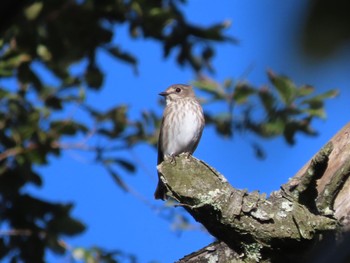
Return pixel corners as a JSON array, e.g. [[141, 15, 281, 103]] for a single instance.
[[158, 122, 350, 262]]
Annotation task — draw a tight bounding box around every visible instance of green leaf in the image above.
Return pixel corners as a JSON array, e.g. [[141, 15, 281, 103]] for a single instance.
[[106, 167, 129, 191], [223, 78, 233, 90], [48, 216, 86, 236], [46, 235, 66, 254], [301, 89, 338, 118], [297, 85, 314, 97], [106, 46, 137, 68], [305, 89, 339, 101], [202, 46, 214, 62], [210, 113, 232, 137], [233, 83, 256, 104], [304, 107, 326, 118], [24, 2, 43, 20], [258, 87, 276, 114], [268, 70, 296, 105], [84, 66, 104, 89], [50, 121, 88, 135], [251, 143, 266, 160], [114, 158, 136, 173], [17, 63, 43, 91], [283, 119, 317, 145], [37, 45, 52, 61], [192, 79, 225, 100], [72, 247, 87, 261], [260, 119, 285, 137]]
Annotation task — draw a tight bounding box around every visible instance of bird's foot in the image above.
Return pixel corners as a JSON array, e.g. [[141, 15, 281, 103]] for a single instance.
[[185, 152, 192, 159], [165, 155, 176, 165]]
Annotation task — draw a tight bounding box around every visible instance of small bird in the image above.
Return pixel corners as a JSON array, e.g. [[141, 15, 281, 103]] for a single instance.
[[155, 84, 205, 200]]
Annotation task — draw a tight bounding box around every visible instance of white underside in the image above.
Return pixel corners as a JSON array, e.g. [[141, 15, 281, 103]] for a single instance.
[[162, 102, 203, 156]]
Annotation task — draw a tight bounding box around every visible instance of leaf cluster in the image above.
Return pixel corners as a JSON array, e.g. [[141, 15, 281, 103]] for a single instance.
[[194, 70, 337, 157]]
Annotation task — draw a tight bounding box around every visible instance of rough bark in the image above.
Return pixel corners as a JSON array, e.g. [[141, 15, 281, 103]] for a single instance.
[[158, 122, 350, 262]]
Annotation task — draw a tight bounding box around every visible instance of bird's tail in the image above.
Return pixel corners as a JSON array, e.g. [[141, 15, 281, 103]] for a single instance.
[[154, 172, 167, 200]]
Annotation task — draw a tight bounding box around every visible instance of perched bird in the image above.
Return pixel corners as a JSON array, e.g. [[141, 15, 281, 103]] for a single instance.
[[155, 84, 205, 200]]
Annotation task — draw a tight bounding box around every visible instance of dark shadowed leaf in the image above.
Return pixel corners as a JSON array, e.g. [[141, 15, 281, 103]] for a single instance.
[[106, 166, 129, 192], [17, 63, 43, 91], [45, 95, 62, 110], [84, 66, 104, 89], [114, 158, 136, 173], [283, 119, 317, 145], [47, 236, 66, 254], [258, 87, 276, 114], [206, 113, 232, 137], [251, 143, 266, 160], [233, 83, 256, 104], [106, 46, 137, 69], [28, 170, 42, 186], [48, 216, 86, 236]]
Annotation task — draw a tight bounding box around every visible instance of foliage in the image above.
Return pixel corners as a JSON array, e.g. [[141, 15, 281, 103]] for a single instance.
[[0, 0, 337, 262], [193, 70, 338, 157]]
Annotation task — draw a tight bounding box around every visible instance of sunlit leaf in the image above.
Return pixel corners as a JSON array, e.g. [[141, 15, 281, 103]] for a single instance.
[[304, 89, 339, 102], [267, 70, 296, 105], [192, 79, 223, 98], [260, 120, 286, 137], [297, 85, 314, 97], [24, 2, 43, 20], [233, 83, 256, 104], [37, 45, 52, 61], [303, 107, 326, 118]]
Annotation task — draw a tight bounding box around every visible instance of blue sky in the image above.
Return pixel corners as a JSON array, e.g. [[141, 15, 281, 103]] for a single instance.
[[24, 1, 350, 262]]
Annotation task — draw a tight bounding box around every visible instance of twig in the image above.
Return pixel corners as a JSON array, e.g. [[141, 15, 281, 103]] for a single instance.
[[0, 229, 32, 236]]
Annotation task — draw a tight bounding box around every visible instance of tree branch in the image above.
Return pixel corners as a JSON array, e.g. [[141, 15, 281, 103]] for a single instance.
[[160, 122, 350, 262], [158, 154, 337, 261]]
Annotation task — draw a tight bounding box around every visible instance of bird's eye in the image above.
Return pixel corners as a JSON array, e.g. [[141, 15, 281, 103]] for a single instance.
[[175, 87, 181, 93]]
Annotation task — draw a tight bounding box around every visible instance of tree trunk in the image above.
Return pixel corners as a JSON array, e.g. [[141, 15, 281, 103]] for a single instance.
[[158, 123, 350, 262]]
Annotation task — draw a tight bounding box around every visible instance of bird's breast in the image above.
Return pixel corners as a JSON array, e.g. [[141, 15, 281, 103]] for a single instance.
[[161, 100, 203, 156]]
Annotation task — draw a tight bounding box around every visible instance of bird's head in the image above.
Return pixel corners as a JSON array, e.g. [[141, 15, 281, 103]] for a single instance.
[[159, 84, 195, 102]]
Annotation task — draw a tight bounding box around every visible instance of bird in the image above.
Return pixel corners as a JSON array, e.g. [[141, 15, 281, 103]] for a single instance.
[[154, 84, 205, 200]]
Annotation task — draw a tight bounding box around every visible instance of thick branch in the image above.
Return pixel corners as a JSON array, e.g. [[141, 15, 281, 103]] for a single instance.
[[158, 154, 336, 261]]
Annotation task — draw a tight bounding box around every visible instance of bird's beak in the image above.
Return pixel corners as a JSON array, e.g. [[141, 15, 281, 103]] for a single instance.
[[159, 91, 168, 97]]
